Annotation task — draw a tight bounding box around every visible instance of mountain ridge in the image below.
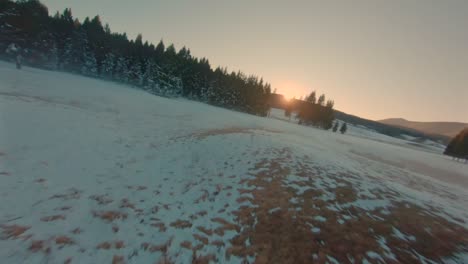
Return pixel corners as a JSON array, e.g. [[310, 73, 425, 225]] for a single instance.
[[378, 118, 468, 138]]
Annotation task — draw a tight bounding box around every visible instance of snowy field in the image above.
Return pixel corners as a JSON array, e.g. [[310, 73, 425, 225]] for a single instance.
[[0, 61, 467, 263]]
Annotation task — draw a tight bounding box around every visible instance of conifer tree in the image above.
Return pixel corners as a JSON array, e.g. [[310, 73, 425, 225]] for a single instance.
[[332, 121, 339, 132], [340, 122, 348, 134], [444, 128, 468, 160], [318, 94, 326, 106], [100, 52, 115, 79]]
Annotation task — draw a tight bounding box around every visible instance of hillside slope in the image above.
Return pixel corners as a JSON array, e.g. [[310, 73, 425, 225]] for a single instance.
[[380, 118, 468, 138], [1, 61, 467, 263]]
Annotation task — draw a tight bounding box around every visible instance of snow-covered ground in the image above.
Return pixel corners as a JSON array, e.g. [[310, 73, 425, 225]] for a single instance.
[[1, 61, 467, 263]]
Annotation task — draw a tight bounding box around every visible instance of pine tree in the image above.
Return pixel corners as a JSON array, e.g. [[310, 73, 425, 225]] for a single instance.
[[284, 106, 291, 118], [444, 128, 468, 160], [81, 48, 98, 76], [100, 52, 115, 79], [340, 122, 348, 134], [318, 94, 326, 106], [46, 41, 59, 70], [332, 121, 339, 132], [114, 56, 130, 83], [306, 91, 316, 104], [142, 59, 156, 91]]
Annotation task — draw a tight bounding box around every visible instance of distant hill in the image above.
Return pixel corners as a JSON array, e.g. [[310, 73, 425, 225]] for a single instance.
[[335, 112, 450, 144], [268, 93, 452, 144], [379, 118, 468, 138]]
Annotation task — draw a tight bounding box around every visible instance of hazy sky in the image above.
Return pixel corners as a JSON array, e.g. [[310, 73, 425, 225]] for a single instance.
[[41, 0, 468, 122]]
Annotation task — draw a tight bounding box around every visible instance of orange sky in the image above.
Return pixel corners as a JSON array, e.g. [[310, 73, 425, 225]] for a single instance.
[[42, 0, 468, 122]]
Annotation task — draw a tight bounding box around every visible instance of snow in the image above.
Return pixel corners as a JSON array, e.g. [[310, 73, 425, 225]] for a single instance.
[[1, 61, 467, 263]]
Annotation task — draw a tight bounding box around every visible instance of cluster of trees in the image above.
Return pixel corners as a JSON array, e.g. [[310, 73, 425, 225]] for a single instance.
[[332, 121, 347, 134], [295, 91, 336, 130], [444, 128, 468, 161], [0, 0, 271, 116]]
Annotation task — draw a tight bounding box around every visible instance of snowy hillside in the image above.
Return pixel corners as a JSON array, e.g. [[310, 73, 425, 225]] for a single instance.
[[1, 61, 467, 263]]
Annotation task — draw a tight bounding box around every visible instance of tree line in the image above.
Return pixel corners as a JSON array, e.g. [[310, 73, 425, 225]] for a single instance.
[[282, 91, 339, 131], [0, 0, 271, 116], [444, 128, 468, 162]]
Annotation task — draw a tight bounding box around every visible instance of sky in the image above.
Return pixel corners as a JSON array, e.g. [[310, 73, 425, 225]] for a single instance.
[[41, 0, 468, 122]]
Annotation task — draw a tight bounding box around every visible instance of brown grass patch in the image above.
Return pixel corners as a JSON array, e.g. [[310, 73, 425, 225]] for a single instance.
[[191, 253, 216, 264], [225, 150, 468, 263], [71, 228, 82, 234], [115, 240, 125, 249], [56, 206, 72, 211], [28, 240, 45, 253], [112, 255, 125, 264], [55, 236, 74, 246], [170, 219, 192, 229], [213, 227, 225, 237], [0, 224, 30, 239], [195, 189, 209, 204], [120, 198, 135, 210], [41, 215, 66, 222], [196, 211, 207, 217], [193, 234, 209, 245], [89, 194, 113, 205], [180, 240, 192, 250], [211, 217, 240, 233], [150, 222, 167, 232], [97, 242, 112, 250], [97, 240, 125, 250], [196, 226, 213, 236], [211, 240, 225, 248], [50, 188, 81, 200], [92, 210, 128, 222]]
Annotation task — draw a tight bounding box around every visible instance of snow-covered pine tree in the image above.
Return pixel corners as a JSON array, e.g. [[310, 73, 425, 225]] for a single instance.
[[129, 60, 143, 87], [45, 41, 59, 70], [100, 52, 115, 79], [340, 122, 348, 134], [81, 48, 98, 77], [114, 56, 130, 83], [332, 121, 339, 132], [142, 59, 156, 91]]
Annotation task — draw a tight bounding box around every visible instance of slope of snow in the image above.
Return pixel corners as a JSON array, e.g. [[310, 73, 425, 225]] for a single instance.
[[1, 62, 467, 263]]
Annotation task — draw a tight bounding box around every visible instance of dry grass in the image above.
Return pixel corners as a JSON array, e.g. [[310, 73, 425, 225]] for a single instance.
[[150, 222, 167, 232], [196, 226, 213, 236], [180, 241, 192, 250], [97, 240, 125, 250], [71, 228, 82, 234], [92, 210, 128, 222], [112, 255, 125, 264], [191, 253, 216, 264], [40, 215, 66, 222], [55, 236, 74, 246], [89, 194, 113, 205], [193, 234, 209, 245], [0, 224, 30, 239], [172, 127, 281, 141], [97, 242, 112, 250], [170, 219, 192, 229], [50, 188, 81, 200], [120, 198, 136, 210], [225, 149, 468, 264], [28, 240, 45, 253], [142, 238, 173, 257]]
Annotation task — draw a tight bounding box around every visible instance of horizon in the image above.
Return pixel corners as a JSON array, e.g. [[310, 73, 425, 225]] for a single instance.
[[41, 0, 468, 123]]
